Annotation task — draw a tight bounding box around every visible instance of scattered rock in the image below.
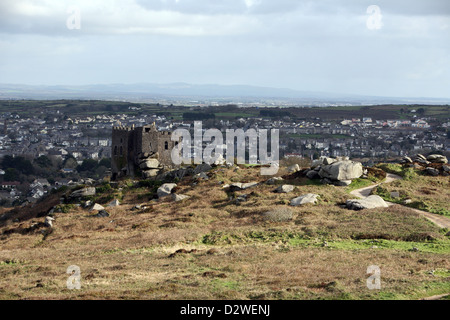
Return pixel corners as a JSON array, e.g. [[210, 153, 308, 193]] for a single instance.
[[172, 194, 190, 202], [89, 203, 105, 212], [157, 183, 177, 198], [290, 193, 320, 206], [265, 177, 283, 185], [275, 185, 295, 193], [70, 187, 96, 198], [229, 182, 259, 191], [92, 210, 110, 218], [287, 164, 300, 173], [345, 195, 389, 210], [194, 172, 209, 180], [83, 200, 92, 208], [107, 199, 120, 207], [44, 216, 55, 228], [403, 199, 413, 205], [234, 194, 247, 204]]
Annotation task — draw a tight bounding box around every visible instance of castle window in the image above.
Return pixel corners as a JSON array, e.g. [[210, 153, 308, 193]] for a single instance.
[[114, 146, 117, 155], [120, 138, 123, 143], [165, 141, 169, 150], [120, 146, 123, 155]]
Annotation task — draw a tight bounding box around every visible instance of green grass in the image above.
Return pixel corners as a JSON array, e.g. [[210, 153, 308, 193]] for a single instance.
[[200, 231, 450, 254], [346, 178, 376, 192]]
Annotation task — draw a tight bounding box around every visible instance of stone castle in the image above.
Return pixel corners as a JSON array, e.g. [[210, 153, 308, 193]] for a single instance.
[[111, 123, 175, 179]]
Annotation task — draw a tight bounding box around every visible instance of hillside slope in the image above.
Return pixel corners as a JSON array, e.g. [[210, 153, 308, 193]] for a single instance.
[[0, 165, 449, 300]]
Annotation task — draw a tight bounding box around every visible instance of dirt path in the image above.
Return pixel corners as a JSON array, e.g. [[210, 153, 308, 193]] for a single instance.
[[350, 173, 450, 229], [350, 173, 402, 199]]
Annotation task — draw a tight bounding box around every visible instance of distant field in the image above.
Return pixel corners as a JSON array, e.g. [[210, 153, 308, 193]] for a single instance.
[[0, 100, 448, 122]]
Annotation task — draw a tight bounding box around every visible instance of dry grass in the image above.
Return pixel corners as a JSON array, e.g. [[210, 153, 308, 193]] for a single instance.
[[0, 165, 449, 300], [373, 174, 450, 217]]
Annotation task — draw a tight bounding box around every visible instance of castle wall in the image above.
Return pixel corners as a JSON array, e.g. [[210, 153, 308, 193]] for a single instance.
[[111, 126, 135, 178], [111, 125, 176, 179]]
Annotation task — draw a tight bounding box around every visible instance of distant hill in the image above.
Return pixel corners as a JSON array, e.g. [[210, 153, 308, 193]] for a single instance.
[[1, 83, 449, 105]]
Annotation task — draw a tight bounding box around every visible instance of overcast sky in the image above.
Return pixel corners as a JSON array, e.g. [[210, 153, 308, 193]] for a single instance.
[[0, 0, 449, 98]]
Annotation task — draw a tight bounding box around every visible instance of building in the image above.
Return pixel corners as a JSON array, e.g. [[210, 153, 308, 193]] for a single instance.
[[111, 123, 175, 179]]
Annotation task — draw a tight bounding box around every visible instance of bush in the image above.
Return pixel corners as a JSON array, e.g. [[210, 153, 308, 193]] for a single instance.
[[96, 183, 112, 194]]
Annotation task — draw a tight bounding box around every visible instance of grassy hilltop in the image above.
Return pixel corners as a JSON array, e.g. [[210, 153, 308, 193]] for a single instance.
[[0, 164, 449, 300]]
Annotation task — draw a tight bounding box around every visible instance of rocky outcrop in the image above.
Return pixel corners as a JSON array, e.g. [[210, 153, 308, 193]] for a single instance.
[[401, 154, 449, 176], [304, 157, 363, 186], [138, 152, 162, 179], [345, 195, 388, 210], [318, 160, 363, 181]]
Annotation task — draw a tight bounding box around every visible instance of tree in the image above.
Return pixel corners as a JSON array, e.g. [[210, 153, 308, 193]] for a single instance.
[[35, 155, 52, 168], [4, 168, 18, 181], [77, 159, 98, 172]]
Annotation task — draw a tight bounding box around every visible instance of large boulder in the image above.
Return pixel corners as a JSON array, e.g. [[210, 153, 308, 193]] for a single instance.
[[287, 164, 300, 173], [426, 154, 448, 164], [194, 163, 212, 175], [346, 195, 388, 210], [89, 203, 105, 212], [306, 170, 320, 180], [333, 180, 352, 186], [290, 193, 320, 206], [157, 183, 177, 198], [70, 187, 96, 198], [425, 167, 439, 176], [142, 169, 160, 178], [318, 160, 363, 181], [139, 159, 160, 169]]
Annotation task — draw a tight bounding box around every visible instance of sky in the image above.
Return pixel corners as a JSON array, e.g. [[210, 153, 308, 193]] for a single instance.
[[0, 0, 449, 98]]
